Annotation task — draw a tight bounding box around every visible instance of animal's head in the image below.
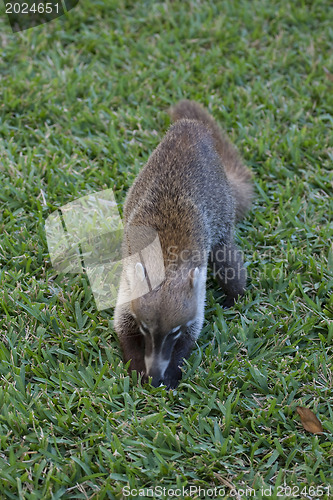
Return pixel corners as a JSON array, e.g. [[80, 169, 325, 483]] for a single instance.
[[129, 262, 206, 387]]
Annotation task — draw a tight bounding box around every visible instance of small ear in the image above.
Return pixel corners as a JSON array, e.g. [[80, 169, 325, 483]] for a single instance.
[[135, 262, 146, 282], [189, 267, 199, 288]]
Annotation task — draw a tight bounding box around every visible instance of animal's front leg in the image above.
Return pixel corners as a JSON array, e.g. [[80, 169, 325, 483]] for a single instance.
[[209, 241, 247, 308], [163, 333, 196, 389], [114, 308, 146, 377]]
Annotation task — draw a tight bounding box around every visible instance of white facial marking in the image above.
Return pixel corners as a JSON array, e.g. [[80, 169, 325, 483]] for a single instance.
[[139, 321, 150, 337], [171, 325, 181, 333], [169, 325, 182, 339], [145, 352, 169, 377]]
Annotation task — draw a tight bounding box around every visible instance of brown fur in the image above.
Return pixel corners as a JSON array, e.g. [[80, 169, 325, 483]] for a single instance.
[[169, 100, 253, 220], [114, 100, 253, 387]]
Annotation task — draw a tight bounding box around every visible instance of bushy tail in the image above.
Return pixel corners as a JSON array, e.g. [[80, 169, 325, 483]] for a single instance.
[[169, 100, 253, 220]]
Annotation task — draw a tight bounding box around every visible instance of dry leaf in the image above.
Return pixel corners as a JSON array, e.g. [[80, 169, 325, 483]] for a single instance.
[[296, 406, 324, 435]]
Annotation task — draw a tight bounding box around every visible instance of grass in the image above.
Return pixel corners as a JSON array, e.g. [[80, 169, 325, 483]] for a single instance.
[[0, 0, 332, 498]]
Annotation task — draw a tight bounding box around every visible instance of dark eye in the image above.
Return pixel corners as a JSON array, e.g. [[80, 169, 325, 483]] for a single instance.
[[170, 326, 181, 337], [139, 322, 150, 336]]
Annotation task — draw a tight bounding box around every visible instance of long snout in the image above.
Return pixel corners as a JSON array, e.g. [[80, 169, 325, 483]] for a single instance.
[[145, 353, 169, 387], [149, 368, 164, 387]]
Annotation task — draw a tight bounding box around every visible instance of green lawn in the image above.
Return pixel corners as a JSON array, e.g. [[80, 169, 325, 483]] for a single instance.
[[0, 0, 332, 498]]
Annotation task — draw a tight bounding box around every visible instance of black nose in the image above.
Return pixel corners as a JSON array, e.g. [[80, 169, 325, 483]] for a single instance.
[[149, 372, 164, 387], [151, 377, 163, 387]]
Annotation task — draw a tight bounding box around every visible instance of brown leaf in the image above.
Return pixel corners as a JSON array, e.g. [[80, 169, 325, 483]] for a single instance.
[[296, 406, 324, 434]]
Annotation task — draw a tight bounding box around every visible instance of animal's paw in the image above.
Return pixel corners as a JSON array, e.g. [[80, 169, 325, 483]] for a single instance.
[[163, 367, 182, 389], [222, 296, 236, 309], [166, 377, 181, 389]]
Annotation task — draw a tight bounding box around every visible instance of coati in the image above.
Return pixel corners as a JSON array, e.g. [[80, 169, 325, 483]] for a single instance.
[[114, 100, 253, 388]]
